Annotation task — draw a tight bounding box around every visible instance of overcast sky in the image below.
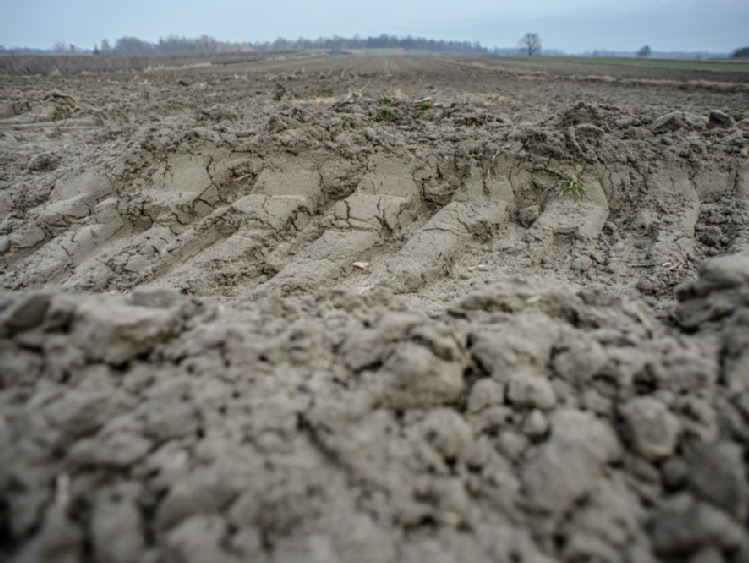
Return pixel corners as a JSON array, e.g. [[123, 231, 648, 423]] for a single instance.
[[1, 0, 747, 53]]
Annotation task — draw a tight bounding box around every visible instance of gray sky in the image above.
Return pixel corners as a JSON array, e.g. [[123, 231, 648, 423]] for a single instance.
[[1, 0, 747, 53]]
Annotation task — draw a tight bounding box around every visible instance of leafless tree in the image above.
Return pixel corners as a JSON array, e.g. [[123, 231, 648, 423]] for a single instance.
[[519, 33, 542, 56]]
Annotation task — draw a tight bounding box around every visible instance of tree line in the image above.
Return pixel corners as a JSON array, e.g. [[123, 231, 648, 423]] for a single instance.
[[88, 34, 490, 55]]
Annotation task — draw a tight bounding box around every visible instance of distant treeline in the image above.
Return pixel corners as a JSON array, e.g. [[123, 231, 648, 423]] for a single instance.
[[88, 34, 490, 55], [256, 35, 490, 54]]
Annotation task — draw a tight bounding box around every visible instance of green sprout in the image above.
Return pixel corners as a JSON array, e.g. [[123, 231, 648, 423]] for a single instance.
[[419, 101, 433, 111], [377, 107, 395, 121], [559, 171, 586, 199]]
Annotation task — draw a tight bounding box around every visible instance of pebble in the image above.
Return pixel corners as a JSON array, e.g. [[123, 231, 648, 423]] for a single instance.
[[620, 396, 680, 460]]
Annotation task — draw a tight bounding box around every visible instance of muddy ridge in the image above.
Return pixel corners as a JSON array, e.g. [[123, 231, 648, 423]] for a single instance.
[[1, 55, 749, 562], [1, 56, 747, 308]]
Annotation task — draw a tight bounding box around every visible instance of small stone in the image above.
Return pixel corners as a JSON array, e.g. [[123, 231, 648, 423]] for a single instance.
[[517, 205, 541, 228], [268, 115, 285, 133], [708, 110, 735, 128], [621, 396, 680, 460], [636, 277, 654, 294], [571, 255, 593, 272], [630, 209, 657, 233]]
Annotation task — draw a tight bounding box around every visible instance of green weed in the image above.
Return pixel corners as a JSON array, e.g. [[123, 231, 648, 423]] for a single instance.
[[377, 107, 395, 121], [559, 171, 586, 198]]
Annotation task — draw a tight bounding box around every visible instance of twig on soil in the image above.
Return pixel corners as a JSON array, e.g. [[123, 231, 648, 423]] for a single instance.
[[661, 261, 689, 272], [486, 148, 501, 179], [341, 79, 371, 103], [55, 474, 70, 510], [635, 309, 653, 333]]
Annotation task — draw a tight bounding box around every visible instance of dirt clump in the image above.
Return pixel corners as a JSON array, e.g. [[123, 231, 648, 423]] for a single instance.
[[1, 255, 749, 562]]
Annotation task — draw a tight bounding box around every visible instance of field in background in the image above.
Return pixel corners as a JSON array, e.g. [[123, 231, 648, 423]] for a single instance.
[[2, 49, 748, 77], [0, 50, 307, 76], [560, 55, 749, 73]]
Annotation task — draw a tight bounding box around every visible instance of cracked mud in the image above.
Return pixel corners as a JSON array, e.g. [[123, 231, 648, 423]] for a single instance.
[[1, 55, 749, 562]]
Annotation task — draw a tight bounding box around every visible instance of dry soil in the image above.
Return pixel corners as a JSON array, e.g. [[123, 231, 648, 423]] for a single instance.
[[1, 54, 749, 563]]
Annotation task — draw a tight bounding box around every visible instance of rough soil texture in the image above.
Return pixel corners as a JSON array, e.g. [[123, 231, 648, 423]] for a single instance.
[[1, 55, 749, 562]]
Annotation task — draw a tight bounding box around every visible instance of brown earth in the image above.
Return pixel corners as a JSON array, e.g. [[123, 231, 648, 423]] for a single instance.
[[1, 54, 749, 563]]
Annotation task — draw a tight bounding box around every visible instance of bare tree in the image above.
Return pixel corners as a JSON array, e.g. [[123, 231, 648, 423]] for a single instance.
[[637, 45, 652, 57], [519, 33, 542, 56]]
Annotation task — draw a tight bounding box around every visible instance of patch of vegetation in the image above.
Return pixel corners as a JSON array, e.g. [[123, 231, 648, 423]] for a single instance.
[[419, 101, 433, 111], [377, 107, 395, 121], [557, 56, 749, 73], [559, 171, 586, 199]]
